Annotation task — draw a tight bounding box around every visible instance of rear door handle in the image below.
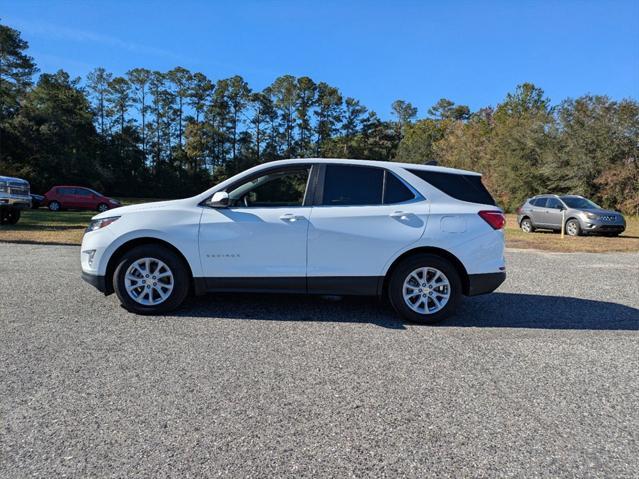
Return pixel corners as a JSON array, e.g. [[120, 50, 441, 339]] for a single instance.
[[390, 211, 410, 220], [280, 213, 305, 223]]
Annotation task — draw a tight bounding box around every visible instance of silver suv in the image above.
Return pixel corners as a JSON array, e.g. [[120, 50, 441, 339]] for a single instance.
[[517, 195, 626, 237]]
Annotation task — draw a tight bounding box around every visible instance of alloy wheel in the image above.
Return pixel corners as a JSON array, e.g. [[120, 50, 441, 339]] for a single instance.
[[124, 257, 175, 306], [566, 221, 578, 236], [402, 267, 451, 315]]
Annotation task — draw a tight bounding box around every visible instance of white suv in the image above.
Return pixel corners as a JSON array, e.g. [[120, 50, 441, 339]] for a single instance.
[[81, 159, 506, 323]]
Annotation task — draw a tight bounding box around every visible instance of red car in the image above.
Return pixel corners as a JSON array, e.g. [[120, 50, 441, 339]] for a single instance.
[[44, 186, 121, 212]]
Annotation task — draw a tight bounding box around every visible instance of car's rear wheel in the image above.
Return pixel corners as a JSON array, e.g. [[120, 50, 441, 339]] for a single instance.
[[97, 203, 109, 213], [520, 218, 534, 233], [565, 219, 581, 236], [388, 254, 462, 324], [113, 244, 190, 314], [48, 201, 61, 212]]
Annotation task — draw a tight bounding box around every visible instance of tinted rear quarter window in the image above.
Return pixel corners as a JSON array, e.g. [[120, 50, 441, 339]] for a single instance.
[[384, 172, 415, 204], [406, 169, 496, 206]]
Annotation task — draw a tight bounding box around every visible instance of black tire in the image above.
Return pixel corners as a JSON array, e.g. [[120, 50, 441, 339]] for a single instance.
[[1, 208, 20, 225], [565, 219, 581, 236], [97, 203, 109, 213], [113, 244, 190, 315], [520, 217, 535, 233], [48, 201, 61, 212], [5, 208, 20, 225], [388, 254, 462, 324]]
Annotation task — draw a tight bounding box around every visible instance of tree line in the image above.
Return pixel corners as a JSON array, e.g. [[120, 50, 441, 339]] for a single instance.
[[1, 22, 637, 213]]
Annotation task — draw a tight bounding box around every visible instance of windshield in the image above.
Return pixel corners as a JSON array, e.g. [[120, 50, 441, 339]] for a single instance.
[[560, 196, 600, 209]]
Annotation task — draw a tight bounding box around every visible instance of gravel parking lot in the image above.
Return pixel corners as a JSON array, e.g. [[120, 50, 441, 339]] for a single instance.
[[1, 243, 638, 477]]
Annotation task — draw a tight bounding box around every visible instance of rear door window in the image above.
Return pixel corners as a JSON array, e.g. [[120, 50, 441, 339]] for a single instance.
[[321, 165, 384, 206], [406, 169, 496, 206], [545, 198, 562, 209]]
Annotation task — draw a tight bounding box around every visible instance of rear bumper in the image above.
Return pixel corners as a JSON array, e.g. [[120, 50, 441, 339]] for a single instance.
[[81, 271, 108, 294], [467, 272, 506, 296]]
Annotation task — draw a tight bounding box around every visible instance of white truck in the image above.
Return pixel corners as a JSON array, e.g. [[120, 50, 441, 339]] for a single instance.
[[0, 175, 31, 225]]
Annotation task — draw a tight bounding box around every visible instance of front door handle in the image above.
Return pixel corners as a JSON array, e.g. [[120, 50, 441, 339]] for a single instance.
[[280, 213, 305, 223]]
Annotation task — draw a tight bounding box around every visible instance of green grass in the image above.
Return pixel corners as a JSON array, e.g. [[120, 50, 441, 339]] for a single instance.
[[0, 199, 163, 244], [115, 197, 166, 206], [17, 209, 95, 228]]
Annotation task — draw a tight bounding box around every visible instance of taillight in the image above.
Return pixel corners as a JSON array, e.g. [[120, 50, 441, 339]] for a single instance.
[[478, 210, 505, 230]]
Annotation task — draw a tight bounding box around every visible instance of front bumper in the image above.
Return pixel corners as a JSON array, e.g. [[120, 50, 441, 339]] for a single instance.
[[81, 271, 108, 293], [0, 196, 31, 208], [581, 222, 625, 235], [467, 272, 506, 296]]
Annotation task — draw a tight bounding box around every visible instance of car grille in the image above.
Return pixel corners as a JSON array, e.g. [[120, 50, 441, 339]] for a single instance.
[[9, 183, 29, 196]]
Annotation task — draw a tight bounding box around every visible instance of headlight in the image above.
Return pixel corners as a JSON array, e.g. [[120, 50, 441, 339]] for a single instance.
[[86, 216, 120, 232], [585, 213, 598, 220], [109, 199, 119, 205]]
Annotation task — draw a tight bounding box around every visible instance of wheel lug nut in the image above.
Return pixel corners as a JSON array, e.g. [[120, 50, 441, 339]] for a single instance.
[[145, 274, 149, 278]]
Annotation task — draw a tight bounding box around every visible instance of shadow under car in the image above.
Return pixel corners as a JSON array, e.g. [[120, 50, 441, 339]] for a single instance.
[[174, 292, 639, 331]]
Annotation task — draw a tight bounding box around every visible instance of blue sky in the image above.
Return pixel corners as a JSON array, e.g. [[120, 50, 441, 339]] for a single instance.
[[3, 0, 638, 118]]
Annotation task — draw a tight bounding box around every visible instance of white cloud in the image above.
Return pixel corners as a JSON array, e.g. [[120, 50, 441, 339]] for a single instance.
[[10, 18, 184, 61]]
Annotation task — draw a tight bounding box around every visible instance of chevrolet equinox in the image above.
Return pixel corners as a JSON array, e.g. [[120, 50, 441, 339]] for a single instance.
[[81, 159, 506, 324]]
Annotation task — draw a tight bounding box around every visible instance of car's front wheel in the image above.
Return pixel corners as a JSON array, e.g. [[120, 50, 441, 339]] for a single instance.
[[97, 203, 109, 213], [565, 219, 581, 236], [388, 254, 462, 324], [113, 244, 190, 314]]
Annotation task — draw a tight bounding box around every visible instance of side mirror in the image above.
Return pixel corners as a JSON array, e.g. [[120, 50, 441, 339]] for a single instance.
[[209, 191, 229, 208]]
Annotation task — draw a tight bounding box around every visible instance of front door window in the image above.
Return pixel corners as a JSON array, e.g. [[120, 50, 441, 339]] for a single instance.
[[228, 168, 310, 208]]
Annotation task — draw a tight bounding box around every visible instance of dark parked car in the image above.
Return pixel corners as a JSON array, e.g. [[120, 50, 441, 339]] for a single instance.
[[517, 194, 626, 236], [30, 193, 45, 209], [44, 186, 121, 212]]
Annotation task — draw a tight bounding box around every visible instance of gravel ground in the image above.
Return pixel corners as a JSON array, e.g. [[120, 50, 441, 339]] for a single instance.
[[1, 243, 638, 478]]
